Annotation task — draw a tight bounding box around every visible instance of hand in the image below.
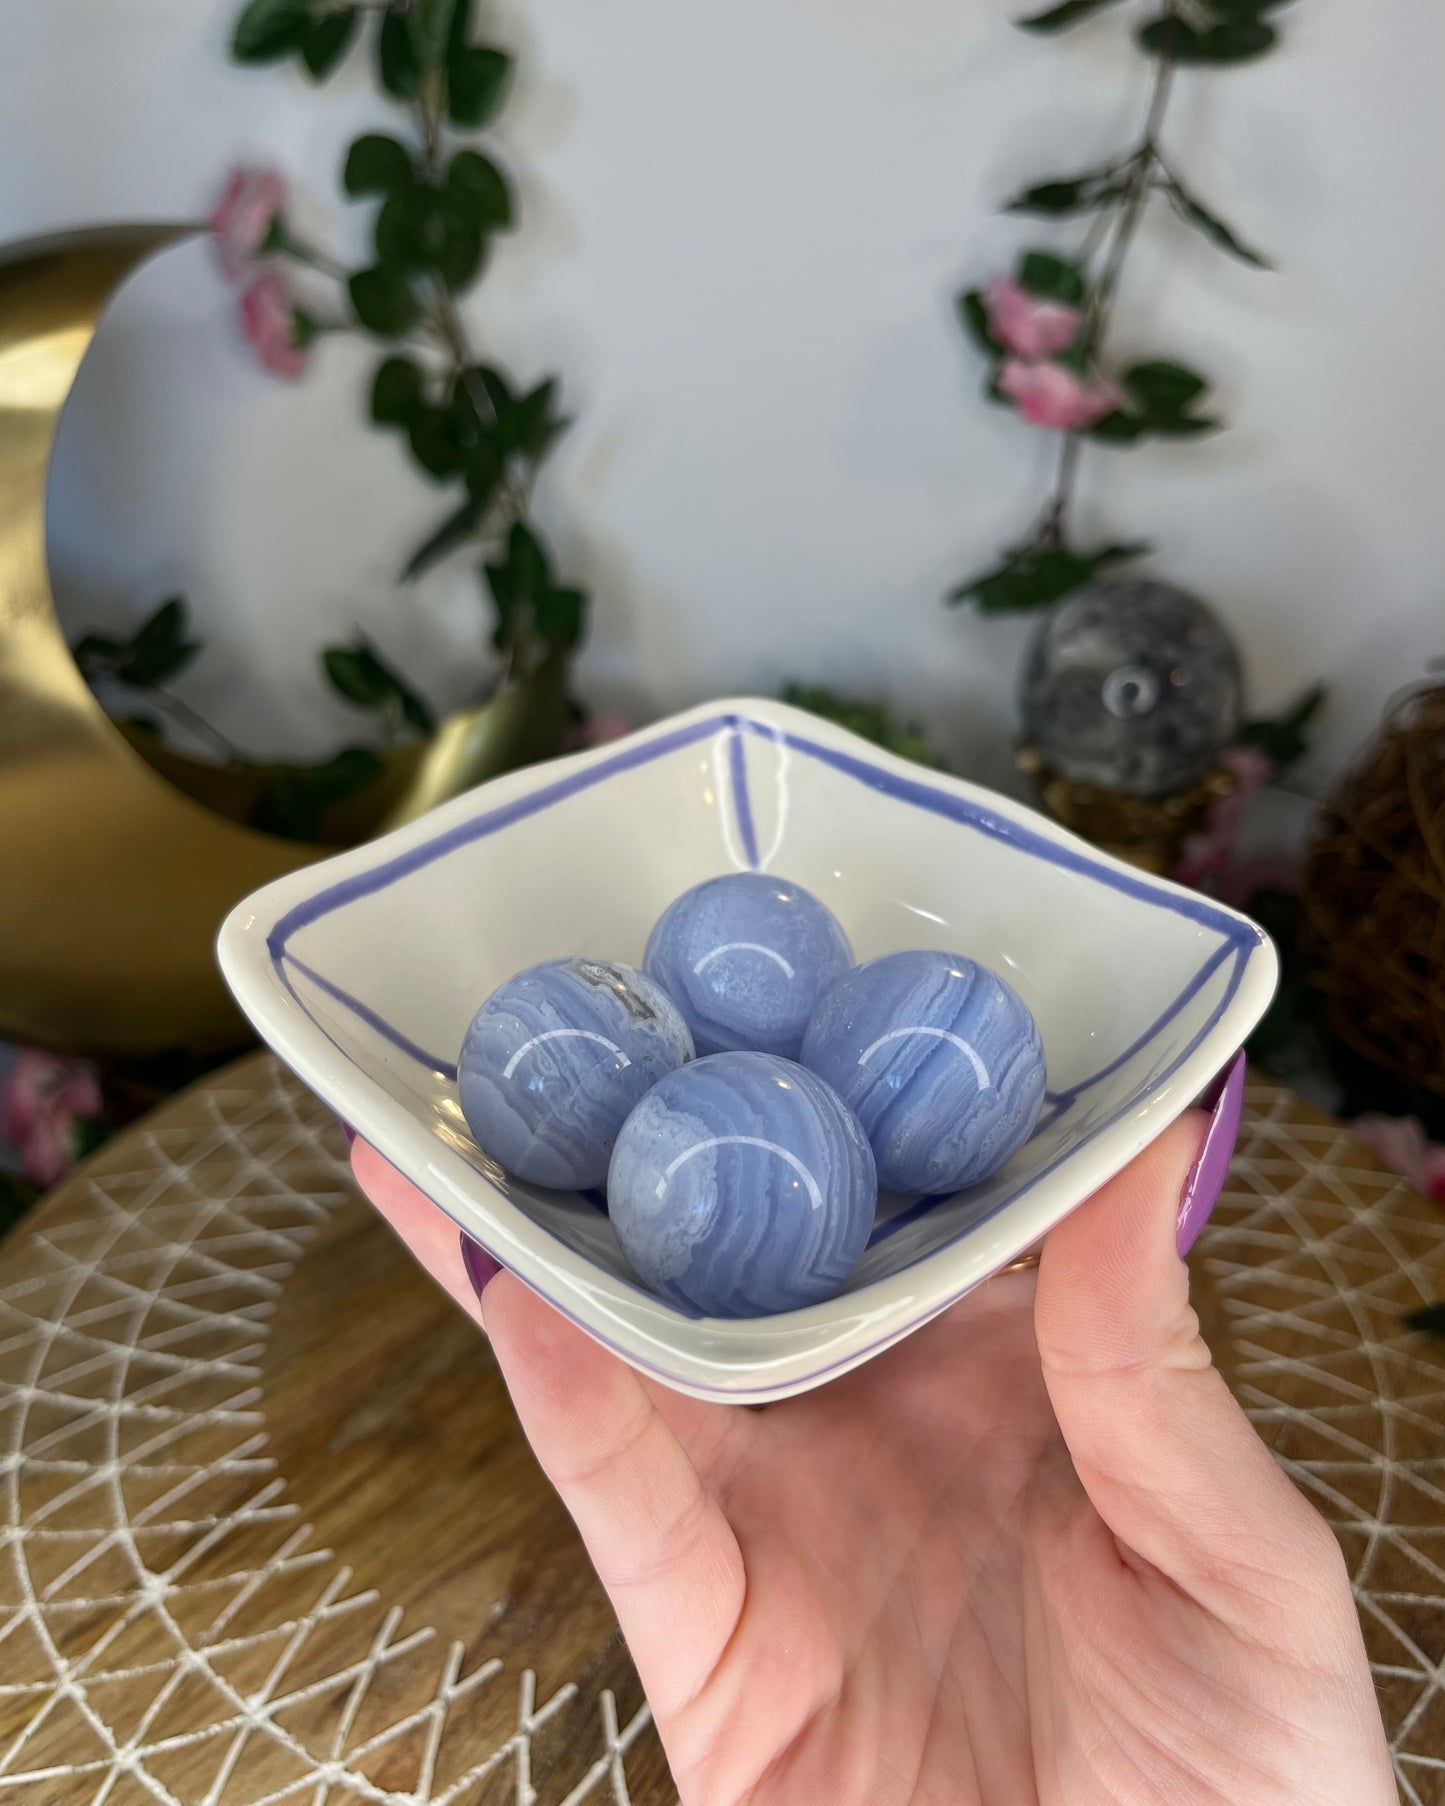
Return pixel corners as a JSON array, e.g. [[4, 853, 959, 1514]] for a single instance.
[[352, 1116, 1395, 1806]]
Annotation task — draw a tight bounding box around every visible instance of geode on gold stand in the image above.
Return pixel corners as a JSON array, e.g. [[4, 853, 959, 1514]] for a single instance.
[[1015, 577, 1244, 871], [1019, 578, 1244, 798], [1015, 744, 1237, 875]]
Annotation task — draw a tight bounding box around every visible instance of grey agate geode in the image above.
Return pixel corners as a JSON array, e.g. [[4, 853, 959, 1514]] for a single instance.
[[1018, 579, 1244, 798]]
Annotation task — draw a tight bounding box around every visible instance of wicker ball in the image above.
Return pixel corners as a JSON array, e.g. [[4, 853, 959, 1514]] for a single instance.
[[1300, 678, 1445, 1099]]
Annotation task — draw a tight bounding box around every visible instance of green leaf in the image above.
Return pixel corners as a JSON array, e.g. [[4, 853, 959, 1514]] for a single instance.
[[476, 363, 516, 418], [1146, 413, 1221, 438], [1016, 0, 1123, 32], [1003, 175, 1120, 218], [1086, 409, 1147, 444], [446, 45, 512, 127], [344, 133, 414, 198], [432, 197, 486, 288], [1004, 179, 1081, 216], [1165, 180, 1270, 269], [950, 540, 1148, 613], [323, 639, 435, 732], [1124, 359, 1209, 411], [127, 597, 202, 686], [408, 406, 462, 477], [407, 0, 454, 68], [371, 355, 425, 426], [231, 0, 309, 63], [447, 149, 514, 228], [72, 632, 128, 678], [1137, 14, 1278, 62], [401, 499, 483, 580], [82, 597, 205, 689], [348, 265, 419, 337], [1238, 683, 1325, 769], [957, 289, 1001, 357], [301, 7, 359, 78], [323, 645, 394, 709], [513, 377, 568, 458], [448, 0, 475, 52], [375, 185, 486, 288], [256, 747, 385, 841], [781, 686, 942, 767], [534, 585, 587, 650], [1403, 1303, 1445, 1339], [1017, 250, 1086, 305], [377, 8, 422, 98], [290, 306, 324, 349]]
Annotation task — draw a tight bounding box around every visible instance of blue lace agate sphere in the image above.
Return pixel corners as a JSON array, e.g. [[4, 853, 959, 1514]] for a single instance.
[[608, 1052, 877, 1317], [458, 958, 694, 1189], [801, 951, 1046, 1195], [643, 873, 852, 1059]]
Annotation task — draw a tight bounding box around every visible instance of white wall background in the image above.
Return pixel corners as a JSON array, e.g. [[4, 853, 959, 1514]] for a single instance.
[[7, 0, 1443, 799]]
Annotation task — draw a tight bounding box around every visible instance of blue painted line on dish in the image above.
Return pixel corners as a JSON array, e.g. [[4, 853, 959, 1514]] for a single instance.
[[725, 717, 760, 869], [746, 719, 1251, 935], [265, 714, 721, 963], [1044, 935, 1241, 1113], [286, 953, 460, 1081]]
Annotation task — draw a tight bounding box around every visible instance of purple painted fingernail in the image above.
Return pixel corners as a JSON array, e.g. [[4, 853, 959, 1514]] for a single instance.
[[460, 1230, 503, 1299], [1177, 1050, 1246, 1257]]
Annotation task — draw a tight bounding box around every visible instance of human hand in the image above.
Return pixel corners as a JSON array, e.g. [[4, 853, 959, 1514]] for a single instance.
[[351, 1104, 1394, 1806]]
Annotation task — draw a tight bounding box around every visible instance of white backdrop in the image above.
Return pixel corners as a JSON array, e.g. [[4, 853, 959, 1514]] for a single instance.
[[9, 0, 1443, 796]]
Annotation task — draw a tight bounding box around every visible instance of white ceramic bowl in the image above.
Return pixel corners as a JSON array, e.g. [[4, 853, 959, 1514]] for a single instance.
[[219, 698, 1276, 1403]]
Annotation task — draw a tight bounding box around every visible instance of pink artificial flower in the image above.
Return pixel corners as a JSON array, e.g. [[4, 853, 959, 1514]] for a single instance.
[[565, 714, 632, 752], [997, 359, 1120, 433], [239, 270, 307, 380], [1351, 1116, 1445, 1206], [1175, 743, 1276, 892], [212, 165, 286, 282], [1, 1050, 103, 1190], [983, 276, 1081, 361]]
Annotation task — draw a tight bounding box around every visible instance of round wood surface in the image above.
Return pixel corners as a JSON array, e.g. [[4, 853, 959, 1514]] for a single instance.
[[0, 1055, 1441, 1804]]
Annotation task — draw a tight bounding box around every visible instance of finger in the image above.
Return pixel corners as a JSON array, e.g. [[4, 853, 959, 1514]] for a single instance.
[[1035, 1111, 1347, 1619], [351, 1139, 490, 1331], [483, 1271, 748, 1721]]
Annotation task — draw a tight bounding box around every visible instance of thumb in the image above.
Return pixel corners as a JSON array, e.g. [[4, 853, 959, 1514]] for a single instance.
[[1035, 1088, 1341, 1612]]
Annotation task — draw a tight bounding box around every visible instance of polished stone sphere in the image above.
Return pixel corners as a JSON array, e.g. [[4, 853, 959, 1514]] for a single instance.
[[458, 958, 694, 1189], [644, 872, 853, 1059], [608, 1052, 877, 1317], [800, 950, 1046, 1195], [1019, 578, 1244, 798]]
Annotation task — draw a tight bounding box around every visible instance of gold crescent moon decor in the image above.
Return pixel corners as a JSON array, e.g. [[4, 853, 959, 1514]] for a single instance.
[[0, 226, 336, 1058]]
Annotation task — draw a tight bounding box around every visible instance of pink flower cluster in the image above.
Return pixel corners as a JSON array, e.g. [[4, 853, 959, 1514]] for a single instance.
[[1351, 1116, 1445, 1206], [1, 1050, 103, 1191], [983, 276, 1118, 434], [211, 165, 306, 381], [1174, 744, 1277, 901]]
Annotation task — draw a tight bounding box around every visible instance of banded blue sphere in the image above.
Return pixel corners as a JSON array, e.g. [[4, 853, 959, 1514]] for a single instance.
[[458, 958, 694, 1189], [643, 873, 852, 1059], [608, 1052, 877, 1317], [800, 951, 1046, 1195]]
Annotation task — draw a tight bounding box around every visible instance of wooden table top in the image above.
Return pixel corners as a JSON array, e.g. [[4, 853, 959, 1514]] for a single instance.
[[0, 1055, 1441, 1805]]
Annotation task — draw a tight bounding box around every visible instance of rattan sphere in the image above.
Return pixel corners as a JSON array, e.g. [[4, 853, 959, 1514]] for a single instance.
[[1300, 678, 1445, 1099]]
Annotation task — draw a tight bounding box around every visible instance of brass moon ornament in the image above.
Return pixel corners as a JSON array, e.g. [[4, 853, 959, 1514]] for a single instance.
[[0, 226, 330, 1057]]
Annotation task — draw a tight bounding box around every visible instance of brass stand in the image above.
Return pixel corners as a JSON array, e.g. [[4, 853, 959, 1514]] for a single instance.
[[1016, 743, 1236, 875]]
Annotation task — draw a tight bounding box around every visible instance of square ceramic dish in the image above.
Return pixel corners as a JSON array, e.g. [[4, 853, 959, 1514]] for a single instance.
[[218, 698, 1277, 1403]]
